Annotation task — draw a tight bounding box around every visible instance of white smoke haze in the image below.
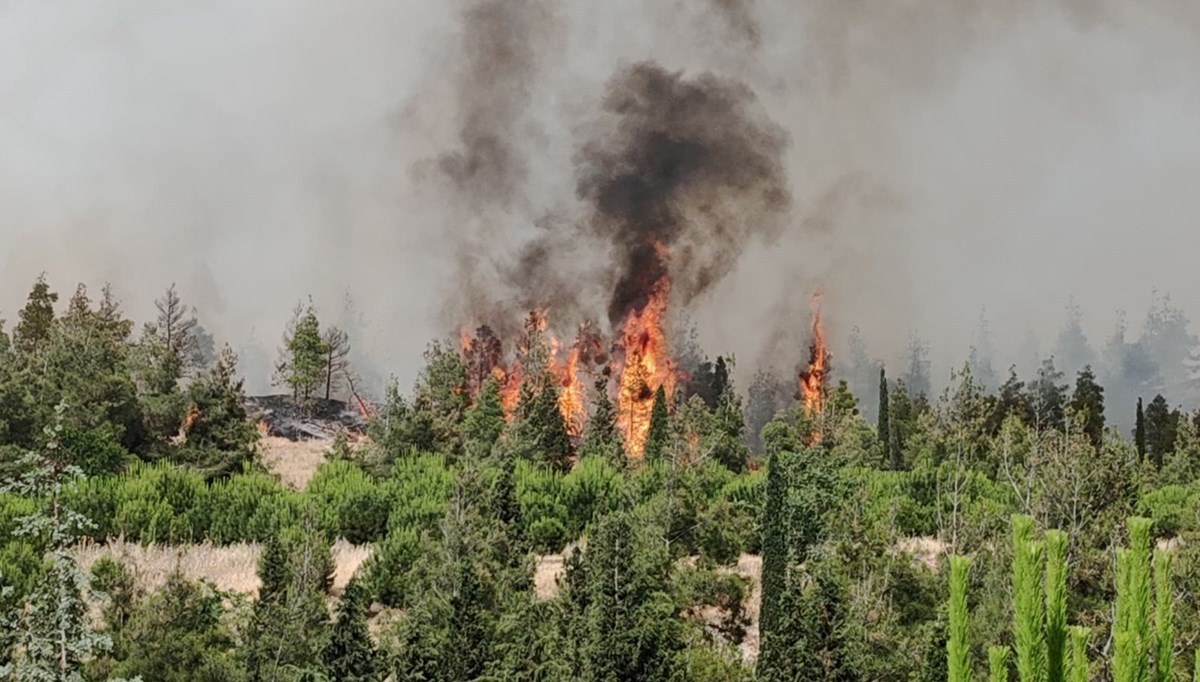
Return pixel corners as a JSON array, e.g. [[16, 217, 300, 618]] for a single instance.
[[3, 0, 1200, 399]]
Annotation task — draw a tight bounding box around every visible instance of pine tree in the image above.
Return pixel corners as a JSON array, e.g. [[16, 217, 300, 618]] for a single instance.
[[145, 283, 199, 394], [13, 273, 58, 356], [323, 578, 381, 682], [462, 374, 506, 458], [878, 367, 890, 460], [1135, 398, 1147, 460], [1030, 357, 1068, 431], [515, 370, 574, 472], [580, 374, 623, 466], [948, 556, 973, 682], [1046, 530, 1069, 682], [1154, 549, 1173, 682], [321, 325, 352, 401], [1012, 514, 1047, 682], [991, 647, 1011, 682], [711, 355, 730, 403], [643, 385, 670, 463], [178, 345, 258, 479], [275, 299, 330, 401], [1070, 365, 1106, 449], [904, 334, 932, 398], [244, 513, 334, 681]]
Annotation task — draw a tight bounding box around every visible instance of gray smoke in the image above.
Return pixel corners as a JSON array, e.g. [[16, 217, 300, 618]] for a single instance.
[[4, 0, 1200, 397]]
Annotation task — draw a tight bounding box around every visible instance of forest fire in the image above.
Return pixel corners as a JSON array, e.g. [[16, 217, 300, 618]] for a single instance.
[[460, 313, 603, 435], [615, 277, 675, 456], [799, 290, 830, 422], [549, 336, 585, 437], [456, 279, 678, 454]]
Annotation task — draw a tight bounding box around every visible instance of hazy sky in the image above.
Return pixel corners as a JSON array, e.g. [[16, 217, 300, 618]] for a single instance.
[[3, 0, 1199, 393]]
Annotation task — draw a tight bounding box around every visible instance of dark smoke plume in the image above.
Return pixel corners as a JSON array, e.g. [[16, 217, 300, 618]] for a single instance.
[[575, 62, 790, 327], [436, 0, 552, 210]]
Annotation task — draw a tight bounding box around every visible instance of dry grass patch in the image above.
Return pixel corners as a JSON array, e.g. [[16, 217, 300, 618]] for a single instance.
[[258, 436, 331, 489], [895, 536, 946, 571], [534, 554, 565, 600], [75, 538, 373, 597]]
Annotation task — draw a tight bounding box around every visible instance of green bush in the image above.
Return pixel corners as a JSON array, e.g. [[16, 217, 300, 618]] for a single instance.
[[515, 462, 570, 552], [560, 456, 624, 536], [307, 460, 391, 544], [383, 453, 454, 534], [206, 470, 295, 543], [364, 527, 421, 607], [1137, 485, 1200, 537]]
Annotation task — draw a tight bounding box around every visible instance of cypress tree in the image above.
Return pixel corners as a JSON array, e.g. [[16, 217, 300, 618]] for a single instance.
[[643, 385, 670, 463], [1135, 398, 1147, 460], [991, 647, 1011, 682], [878, 367, 890, 458], [257, 533, 288, 604], [757, 450, 790, 681], [1145, 395, 1178, 470], [1154, 549, 1173, 682], [1068, 627, 1090, 682], [323, 579, 380, 682], [948, 556, 973, 682], [1013, 514, 1047, 682], [1046, 530, 1069, 682]]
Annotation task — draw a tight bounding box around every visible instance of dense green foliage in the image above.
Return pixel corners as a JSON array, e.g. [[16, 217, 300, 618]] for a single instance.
[[6, 277, 1200, 680]]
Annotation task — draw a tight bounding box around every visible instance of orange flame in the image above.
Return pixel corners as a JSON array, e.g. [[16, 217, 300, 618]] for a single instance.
[[617, 276, 676, 457], [799, 290, 829, 440], [182, 403, 200, 431], [549, 335, 586, 437]]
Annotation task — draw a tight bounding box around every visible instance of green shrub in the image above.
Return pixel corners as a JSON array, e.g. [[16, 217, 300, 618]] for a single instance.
[[308, 460, 390, 543], [364, 527, 421, 607], [1137, 485, 1200, 537], [383, 453, 454, 534], [560, 456, 624, 536], [206, 470, 294, 543]]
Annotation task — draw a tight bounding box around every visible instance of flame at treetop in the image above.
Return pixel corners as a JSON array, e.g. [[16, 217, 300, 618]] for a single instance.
[[616, 275, 676, 457], [799, 289, 830, 423], [456, 269, 678, 456], [460, 311, 592, 432], [549, 336, 586, 437]]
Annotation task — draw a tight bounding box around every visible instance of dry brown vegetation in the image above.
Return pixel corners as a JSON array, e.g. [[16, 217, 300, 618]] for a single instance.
[[257, 436, 332, 490], [74, 538, 372, 597]]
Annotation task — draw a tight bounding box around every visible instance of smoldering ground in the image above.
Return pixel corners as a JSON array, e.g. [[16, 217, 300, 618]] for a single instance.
[[4, 0, 1200, 395]]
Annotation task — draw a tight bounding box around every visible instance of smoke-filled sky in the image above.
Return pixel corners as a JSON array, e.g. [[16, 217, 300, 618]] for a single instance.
[[3, 0, 1200, 394]]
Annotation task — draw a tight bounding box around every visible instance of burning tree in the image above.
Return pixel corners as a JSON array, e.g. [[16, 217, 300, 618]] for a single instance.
[[798, 291, 831, 443]]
